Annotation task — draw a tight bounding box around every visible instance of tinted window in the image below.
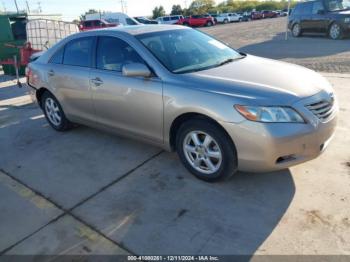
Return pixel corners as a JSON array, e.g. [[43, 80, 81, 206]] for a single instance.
[[312, 2, 325, 14], [163, 17, 170, 21], [170, 16, 178, 20], [83, 21, 92, 27], [63, 37, 93, 67], [49, 48, 64, 64], [126, 18, 137, 25], [96, 37, 144, 72]]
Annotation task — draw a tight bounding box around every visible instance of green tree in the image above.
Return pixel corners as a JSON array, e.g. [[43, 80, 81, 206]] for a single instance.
[[188, 0, 215, 15], [171, 4, 183, 15], [152, 5, 166, 19]]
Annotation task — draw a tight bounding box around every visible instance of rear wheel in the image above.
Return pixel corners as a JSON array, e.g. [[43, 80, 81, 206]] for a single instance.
[[223, 19, 228, 24], [183, 22, 190, 27], [176, 119, 238, 182], [41, 92, 73, 131], [206, 21, 213, 27], [329, 23, 343, 40], [292, 23, 302, 37]]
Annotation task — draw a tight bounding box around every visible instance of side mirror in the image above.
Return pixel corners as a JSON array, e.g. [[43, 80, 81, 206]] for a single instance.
[[317, 10, 325, 15], [122, 63, 152, 78]]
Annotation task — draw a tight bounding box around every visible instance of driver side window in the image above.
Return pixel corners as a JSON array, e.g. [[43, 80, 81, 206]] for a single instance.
[[96, 36, 144, 72]]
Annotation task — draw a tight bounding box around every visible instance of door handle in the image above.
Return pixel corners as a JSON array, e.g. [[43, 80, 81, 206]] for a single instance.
[[48, 70, 55, 77], [91, 77, 103, 86]]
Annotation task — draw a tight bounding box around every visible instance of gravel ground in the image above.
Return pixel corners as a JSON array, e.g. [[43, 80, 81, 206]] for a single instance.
[[201, 17, 350, 73]]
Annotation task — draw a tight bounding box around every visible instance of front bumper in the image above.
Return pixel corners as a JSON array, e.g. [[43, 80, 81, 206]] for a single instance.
[[220, 93, 338, 172]]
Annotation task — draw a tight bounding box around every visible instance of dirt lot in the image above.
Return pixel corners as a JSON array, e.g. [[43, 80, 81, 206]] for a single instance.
[[0, 18, 350, 257], [202, 17, 350, 73]]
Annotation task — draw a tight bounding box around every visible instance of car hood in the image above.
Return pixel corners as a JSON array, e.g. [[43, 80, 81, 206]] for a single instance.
[[183, 55, 333, 105]]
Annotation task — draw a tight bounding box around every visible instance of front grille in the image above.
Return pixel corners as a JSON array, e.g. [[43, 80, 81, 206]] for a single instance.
[[306, 100, 334, 121]]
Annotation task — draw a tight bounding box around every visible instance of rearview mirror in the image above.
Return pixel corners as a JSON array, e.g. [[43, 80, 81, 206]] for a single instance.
[[122, 63, 152, 78]]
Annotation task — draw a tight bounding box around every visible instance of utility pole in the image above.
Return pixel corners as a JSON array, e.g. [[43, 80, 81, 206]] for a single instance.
[[26, 0, 30, 13], [13, 0, 19, 13], [37, 1, 42, 13], [285, 0, 291, 40], [120, 0, 127, 14]]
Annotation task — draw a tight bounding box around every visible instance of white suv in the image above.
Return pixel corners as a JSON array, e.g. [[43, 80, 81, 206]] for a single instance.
[[222, 13, 242, 22], [216, 14, 231, 24], [157, 15, 183, 25]]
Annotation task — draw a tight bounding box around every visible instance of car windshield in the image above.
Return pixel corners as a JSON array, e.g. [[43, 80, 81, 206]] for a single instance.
[[136, 29, 244, 74], [326, 0, 350, 11]]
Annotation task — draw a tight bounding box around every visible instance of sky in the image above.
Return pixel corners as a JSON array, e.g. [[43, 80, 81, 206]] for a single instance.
[[3, 0, 221, 21]]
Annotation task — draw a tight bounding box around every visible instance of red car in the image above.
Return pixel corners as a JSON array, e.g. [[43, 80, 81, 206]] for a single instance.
[[251, 11, 263, 20], [261, 10, 278, 19], [177, 15, 215, 27], [79, 19, 117, 31]]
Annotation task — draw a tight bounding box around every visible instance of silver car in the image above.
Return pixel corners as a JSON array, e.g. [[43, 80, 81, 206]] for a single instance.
[[27, 25, 338, 182]]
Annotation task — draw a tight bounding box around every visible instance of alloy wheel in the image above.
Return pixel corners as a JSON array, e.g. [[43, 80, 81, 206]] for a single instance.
[[45, 97, 62, 126], [330, 23, 341, 40], [292, 24, 300, 37], [183, 131, 222, 175]]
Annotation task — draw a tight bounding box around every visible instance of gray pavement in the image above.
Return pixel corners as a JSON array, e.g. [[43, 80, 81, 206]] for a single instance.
[[201, 18, 350, 73], [0, 72, 349, 255]]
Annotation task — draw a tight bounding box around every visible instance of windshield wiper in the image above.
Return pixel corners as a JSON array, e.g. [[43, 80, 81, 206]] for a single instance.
[[218, 55, 246, 67]]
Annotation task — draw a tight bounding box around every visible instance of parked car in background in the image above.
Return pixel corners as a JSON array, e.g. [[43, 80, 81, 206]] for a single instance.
[[261, 10, 278, 18], [177, 15, 215, 27], [251, 11, 263, 20], [27, 25, 338, 182], [241, 12, 252, 21], [134, 17, 158, 24], [222, 13, 242, 22], [85, 12, 139, 26], [289, 0, 350, 40], [79, 19, 117, 31], [157, 15, 184, 25], [216, 13, 231, 24], [209, 13, 218, 23]]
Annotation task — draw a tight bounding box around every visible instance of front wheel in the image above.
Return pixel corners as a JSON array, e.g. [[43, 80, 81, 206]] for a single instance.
[[223, 19, 228, 24], [329, 23, 343, 40], [176, 119, 238, 182]]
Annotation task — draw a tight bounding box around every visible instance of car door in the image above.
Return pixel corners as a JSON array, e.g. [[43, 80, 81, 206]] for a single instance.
[[90, 36, 163, 143], [300, 2, 314, 32], [46, 36, 96, 123], [311, 1, 328, 33]]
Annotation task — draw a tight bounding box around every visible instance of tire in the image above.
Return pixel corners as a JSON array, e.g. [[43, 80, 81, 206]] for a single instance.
[[223, 19, 228, 24], [41, 91, 73, 131], [329, 22, 343, 40], [239, 18, 242, 22], [292, 23, 302, 37], [183, 22, 190, 27], [176, 119, 238, 182], [206, 21, 213, 27]]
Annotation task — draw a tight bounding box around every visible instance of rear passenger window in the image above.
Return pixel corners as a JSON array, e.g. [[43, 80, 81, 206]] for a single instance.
[[63, 37, 94, 67], [49, 48, 64, 64], [163, 17, 170, 21], [96, 36, 144, 72], [312, 2, 324, 14]]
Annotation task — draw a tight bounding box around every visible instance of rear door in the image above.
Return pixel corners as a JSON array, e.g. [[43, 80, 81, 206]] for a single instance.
[[46, 36, 96, 123]]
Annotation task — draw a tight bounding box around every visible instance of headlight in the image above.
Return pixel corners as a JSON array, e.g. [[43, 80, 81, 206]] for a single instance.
[[234, 105, 305, 123], [345, 17, 350, 23]]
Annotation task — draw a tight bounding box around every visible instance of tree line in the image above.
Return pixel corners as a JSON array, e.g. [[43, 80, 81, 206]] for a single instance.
[[152, 0, 297, 19]]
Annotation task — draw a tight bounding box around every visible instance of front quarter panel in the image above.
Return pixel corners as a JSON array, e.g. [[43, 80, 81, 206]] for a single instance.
[[163, 80, 246, 146]]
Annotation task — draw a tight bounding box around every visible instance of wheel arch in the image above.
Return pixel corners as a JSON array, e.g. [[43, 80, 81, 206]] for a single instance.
[[36, 87, 52, 108], [168, 112, 236, 153]]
